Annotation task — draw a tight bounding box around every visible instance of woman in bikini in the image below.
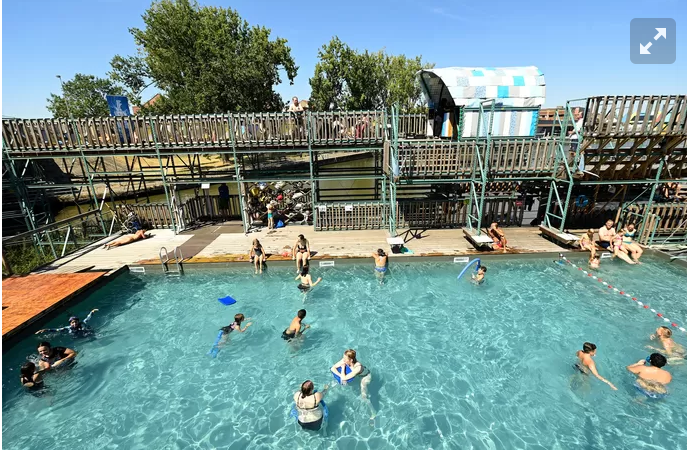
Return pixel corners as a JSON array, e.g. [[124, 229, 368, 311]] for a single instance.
[[248, 239, 266, 274], [621, 223, 643, 263], [292, 234, 311, 273]]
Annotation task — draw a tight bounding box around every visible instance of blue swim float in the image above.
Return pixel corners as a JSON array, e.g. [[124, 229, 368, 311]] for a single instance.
[[457, 258, 481, 281], [207, 331, 224, 358], [332, 365, 352, 384], [218, 296, 237, 306], [575, 195, 589, 207]]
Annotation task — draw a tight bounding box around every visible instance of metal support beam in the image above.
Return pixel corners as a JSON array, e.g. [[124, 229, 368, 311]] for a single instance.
[[149, 117, 178, 234]]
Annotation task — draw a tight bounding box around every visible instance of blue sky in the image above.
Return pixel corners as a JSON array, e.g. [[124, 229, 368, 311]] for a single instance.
[[2, 0, 685, 118]]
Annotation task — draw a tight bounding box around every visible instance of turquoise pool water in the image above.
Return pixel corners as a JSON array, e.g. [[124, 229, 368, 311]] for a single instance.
[[3, 256, 687, 449]]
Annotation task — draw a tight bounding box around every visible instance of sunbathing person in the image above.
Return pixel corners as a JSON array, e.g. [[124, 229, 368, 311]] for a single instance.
[[103, 229, 151, 249], [488, 223, 508, 252]]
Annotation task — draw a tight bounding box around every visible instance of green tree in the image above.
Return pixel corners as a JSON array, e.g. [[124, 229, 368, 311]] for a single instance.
[[46, 74, 124, 118], [112, 0, 298, 114], [309, 37, 433, 112]]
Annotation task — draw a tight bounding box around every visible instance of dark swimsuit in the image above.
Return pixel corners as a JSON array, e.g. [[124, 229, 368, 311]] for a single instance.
[[296, 394, 323, 431], [297, 243, 308, 253], [21, 375, 44, 390], [282, 329, 296, 341], [253, 247, 263, 257]]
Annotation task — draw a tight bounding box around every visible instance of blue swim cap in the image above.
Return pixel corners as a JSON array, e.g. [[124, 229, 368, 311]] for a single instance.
[[69, 316, 79, 322], [645, 355, 651, 365]]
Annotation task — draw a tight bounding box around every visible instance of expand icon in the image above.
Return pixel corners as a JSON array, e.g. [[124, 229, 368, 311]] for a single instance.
[[630, 18, 676, 64]]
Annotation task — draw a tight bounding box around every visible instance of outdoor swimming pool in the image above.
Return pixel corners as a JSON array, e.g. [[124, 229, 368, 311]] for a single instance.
[[3, 256, 687, 449]]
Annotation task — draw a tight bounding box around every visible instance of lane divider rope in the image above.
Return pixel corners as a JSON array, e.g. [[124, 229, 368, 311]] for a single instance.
[[558, 254, 687, 335]]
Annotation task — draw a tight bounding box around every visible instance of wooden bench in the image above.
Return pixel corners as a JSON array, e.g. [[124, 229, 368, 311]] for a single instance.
[[463, 228, 494, 250], [539, 225, 580, 247]]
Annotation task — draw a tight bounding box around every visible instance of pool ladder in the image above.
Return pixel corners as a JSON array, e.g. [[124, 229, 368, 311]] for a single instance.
[[159, 246, 184, 276]]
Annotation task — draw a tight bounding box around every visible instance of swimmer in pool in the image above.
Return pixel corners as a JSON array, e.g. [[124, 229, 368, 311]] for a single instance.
[[293, 380, 330, 431], [295, 265, 321, 292], [35, 309, 98, 337], [282, 309, 310, 341], [574, 342, 617, 390], [331, 349, 372, 398], [589, 256, 600, 270], [37, 342, 77, 371], [648, 326, 686, 362], [372, 249, 388, 279], [471, 266, 487, 284], [627, 353, 672, 396], [20, 362, 44, 390], [219, 313, 252, 345]]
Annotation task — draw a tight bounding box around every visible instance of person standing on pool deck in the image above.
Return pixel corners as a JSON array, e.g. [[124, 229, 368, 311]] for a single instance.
[[372, 249, 388, 278], [575, 342, 617, 390], [267, 202, 275, 230], [597, 220, 616, 251], [627, 353, 672, 396], [37, 342, 77, 371], [249, 239, 266, 274], [218, 183, 230, 218], [35, 309, 98, 337], [282, 309, 310, 341], [295, 265, 321, 292], [292, 234, 311, 273], [293, 380, 329, 431]]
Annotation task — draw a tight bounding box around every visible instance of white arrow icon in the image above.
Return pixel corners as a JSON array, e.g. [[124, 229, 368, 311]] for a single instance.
[[640, 42, 653, 54], [654, 28, 667, 40]]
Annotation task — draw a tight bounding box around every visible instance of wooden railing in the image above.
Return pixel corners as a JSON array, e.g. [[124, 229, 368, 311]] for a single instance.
[[397, 138, 558, 178], [1, 111, 387, 153], [633, 202, 687, 235], [117, 203, 174, 229], [584, 95, 687, 138], [314, 202, 388, 231], [398, 114, 428, 138], [178, 195, 242, 224], [396, 198, 525, 228]]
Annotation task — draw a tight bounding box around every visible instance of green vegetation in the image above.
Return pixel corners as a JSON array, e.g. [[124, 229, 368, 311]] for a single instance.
[[2, 244, 55, 276], [309, 37, 433, 112], [46, 74, 125, 118]]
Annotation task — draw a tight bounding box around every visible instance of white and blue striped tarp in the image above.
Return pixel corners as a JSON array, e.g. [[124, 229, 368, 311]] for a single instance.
[[417, 66, 546, 107]]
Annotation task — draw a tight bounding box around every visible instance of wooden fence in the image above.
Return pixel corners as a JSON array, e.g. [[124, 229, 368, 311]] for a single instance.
[[178, 195, 242, 224], [397, 138, 559, 178], [116, 203, 175, 229], [584, 95, 687, 138], [396, 198, 525, 229], [1, 111, 386, 153], [398, 114, 428, 138], [314, 202, 388, 231]]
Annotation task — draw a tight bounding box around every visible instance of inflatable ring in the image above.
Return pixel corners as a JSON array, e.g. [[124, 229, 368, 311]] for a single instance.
[[575, 195, 589, 208]]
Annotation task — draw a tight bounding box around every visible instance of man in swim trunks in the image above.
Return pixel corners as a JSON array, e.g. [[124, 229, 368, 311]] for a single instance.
[[575, 342, 617, 390], [627, 353, 672, 395], [649, 326, 686, 361], [282, 309, 309, 341], [37, 341, 77, 371], [597, 220, 615, 250]]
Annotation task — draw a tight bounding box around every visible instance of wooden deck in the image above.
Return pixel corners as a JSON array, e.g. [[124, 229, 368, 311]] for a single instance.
[[2, 272, 106, 340], [136, 226, 566, 264]]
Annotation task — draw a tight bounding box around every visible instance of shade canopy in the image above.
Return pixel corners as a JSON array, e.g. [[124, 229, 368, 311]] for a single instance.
[[417, 66, 546, 108]]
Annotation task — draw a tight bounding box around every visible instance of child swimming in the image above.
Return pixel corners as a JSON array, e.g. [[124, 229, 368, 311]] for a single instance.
[[649, 326, 686, 362], [471, 266, 487, 284]]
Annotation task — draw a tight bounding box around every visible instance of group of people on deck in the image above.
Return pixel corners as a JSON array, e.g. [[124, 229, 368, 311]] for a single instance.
[[248, 233, 389, 284], [575, 324, 684, 396], [579, 219, 643, 267]]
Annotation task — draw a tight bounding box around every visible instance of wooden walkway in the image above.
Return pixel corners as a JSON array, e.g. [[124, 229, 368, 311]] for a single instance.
[[2, 272, 106, 340], [164, 227, 565, 263]]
